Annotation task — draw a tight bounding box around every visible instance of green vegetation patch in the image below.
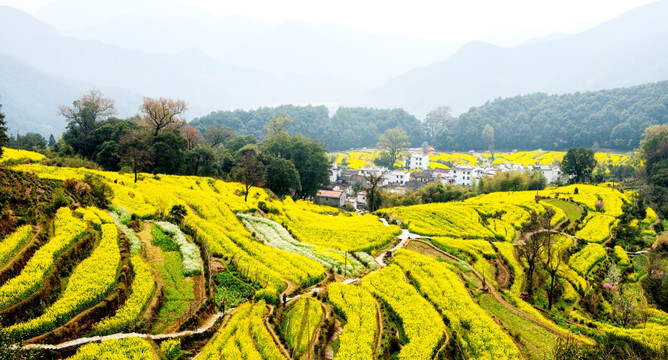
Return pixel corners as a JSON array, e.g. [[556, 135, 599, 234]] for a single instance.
[[213, 272, 254, 308], [477, 293, 559, 360], [151, 224, 178, 252], [545, 199, 582, 228], [152, 251, 195, 334]]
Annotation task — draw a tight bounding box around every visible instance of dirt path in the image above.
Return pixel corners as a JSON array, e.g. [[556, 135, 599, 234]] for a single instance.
[[280, 280, 300, 306], [264, 304, 292, 359], [323, 321, 342, 360], [519, 229, 578, 246], [375, 229, 424, 267], [373, 297, 383, 358], [493, 255, 510, 289], [24, 311, 228, 351], [136, 221, 165, 330]]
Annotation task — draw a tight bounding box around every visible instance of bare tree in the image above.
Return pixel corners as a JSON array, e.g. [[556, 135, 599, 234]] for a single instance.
[[204, 124, 234, 147], [232, 148, 266, 202], [363, 171, 385, 212], [140, 96, 187, 136], [59, 89, 117, 156], [180, 125, 201, 149]]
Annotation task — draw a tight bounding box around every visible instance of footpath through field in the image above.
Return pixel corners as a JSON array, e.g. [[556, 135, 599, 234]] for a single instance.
[[23, 311, 227, 351]]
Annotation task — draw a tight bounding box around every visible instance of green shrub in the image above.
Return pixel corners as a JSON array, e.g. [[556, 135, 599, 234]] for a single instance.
[[160, 339, 182, 360]]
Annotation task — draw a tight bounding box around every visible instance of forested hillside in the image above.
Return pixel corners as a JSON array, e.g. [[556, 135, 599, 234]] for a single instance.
[[433, 81, 668, 151], [190, 105, 423, 150], [193, 81, 668, 152]]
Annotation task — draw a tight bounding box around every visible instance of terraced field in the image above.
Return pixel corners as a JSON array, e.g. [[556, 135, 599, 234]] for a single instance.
[[1, 157, 665, 359]]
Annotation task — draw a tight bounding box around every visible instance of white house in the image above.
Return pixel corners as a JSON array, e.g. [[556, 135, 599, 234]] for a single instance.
[[449, 165, 475, 186], [384, 170, 410, 185], [404, 153, 430, 170], [358, 166, 385, 178], [329, 162, 342, 183], [356, 192, 368, 209], [532, 165, 563, 184], [446, 165, 495, 186]]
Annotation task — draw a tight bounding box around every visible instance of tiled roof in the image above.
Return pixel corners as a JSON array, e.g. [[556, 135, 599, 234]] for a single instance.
[[316, 189, 344, 198]]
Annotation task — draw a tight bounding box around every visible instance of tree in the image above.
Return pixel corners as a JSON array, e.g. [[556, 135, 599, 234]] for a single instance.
[[204, 124, 234, 148], [232, 147, 266, 202], [377, 127, 409, 170], [521, 208, 553, 299], [140, 96, 187, 136], [186, 145, 216, 176], [373, 151, 394, 168], [7, 132, 47, 151], [0, 102, 6, 158], [169, 204, 187, 224], [363, 172, 384, 212], [152, 130, 188, 174], [227, 134, 258, 152], [180, 125, 201, 149], [59, 90, 117, 157], [264, 114, 294, 138], [614, 286, 639, 327], [264, 155, 301, 197], [90, 119, 141, 171], [423, 106, 452, 143], [482, 124, 495, 161], [48, 134, 56, 147], [118, 130, 153, 183], [561, 147, 597, 183], [542, 219, 563, 310], [263, 133, 329, 198]]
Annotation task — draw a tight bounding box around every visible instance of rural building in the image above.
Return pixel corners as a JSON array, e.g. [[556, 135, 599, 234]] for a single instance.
[[315, 189, 346, 207], [404, 152, 430, 170], [531, 165, 563, 184], [411, 171, 434, 183], [384, 170, 410, 185]]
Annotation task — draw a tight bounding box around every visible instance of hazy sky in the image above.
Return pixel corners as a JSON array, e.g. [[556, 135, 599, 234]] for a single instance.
[[0, 0, 659, 44]]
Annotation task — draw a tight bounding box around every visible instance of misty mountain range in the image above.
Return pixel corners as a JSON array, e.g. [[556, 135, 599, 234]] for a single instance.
[[1, 0, 668, 136]]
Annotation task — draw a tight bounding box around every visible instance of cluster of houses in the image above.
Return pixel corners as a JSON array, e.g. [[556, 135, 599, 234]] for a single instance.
[[315, 151, 565, 210]]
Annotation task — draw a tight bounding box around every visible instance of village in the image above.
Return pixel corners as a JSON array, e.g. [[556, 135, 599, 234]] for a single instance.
[[316, 149, 565, 210]]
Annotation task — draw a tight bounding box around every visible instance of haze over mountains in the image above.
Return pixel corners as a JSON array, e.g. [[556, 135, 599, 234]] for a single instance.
[[0, 0, 667, 136], [362, 0, 668, 116]]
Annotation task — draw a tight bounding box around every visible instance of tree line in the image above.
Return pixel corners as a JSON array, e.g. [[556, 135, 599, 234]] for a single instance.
[[431, 81, 668, 151], [189, 81, 668, 152], [0, 91, 329, 200], [190, 105, 424, 151]]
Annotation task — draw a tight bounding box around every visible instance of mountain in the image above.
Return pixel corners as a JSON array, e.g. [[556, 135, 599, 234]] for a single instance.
[[0, 53, 139, 136], [0, 6, 361, 130], [362, 0, 668, 117], [33, 0, 459, 89]]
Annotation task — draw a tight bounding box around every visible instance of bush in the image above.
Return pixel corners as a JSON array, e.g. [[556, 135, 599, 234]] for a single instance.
[[52, 188, 70, 211], [160, 339, 182, 360]]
